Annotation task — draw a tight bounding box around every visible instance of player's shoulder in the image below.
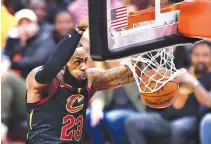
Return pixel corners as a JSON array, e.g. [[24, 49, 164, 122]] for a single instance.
[[87, 68, 104, 81], [87, 68, 105, 92]]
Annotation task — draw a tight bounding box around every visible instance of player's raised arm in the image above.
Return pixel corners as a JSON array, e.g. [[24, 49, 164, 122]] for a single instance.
[[88, 65, 135, 94], [26, 18, 88, 103]]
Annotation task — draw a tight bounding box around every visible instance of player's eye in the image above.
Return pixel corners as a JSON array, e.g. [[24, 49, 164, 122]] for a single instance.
[[75, 61, 80, 66]]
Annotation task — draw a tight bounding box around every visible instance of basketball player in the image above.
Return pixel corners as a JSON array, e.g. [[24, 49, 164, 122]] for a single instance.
[[26, 17, 135, 144]]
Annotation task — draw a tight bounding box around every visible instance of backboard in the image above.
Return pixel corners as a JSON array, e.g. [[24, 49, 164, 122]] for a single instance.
[[88, 0, 201, 61]]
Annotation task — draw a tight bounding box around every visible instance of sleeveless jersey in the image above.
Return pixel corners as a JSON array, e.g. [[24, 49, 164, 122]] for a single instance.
[[26, 78, 90, 144]]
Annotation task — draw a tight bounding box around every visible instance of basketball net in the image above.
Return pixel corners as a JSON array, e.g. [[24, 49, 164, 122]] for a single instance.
[[121, 47, 185, 93]]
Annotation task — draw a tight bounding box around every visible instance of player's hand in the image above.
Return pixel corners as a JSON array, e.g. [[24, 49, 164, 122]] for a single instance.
[[131, 57, 142, 76], [78, 17, 89, 29]]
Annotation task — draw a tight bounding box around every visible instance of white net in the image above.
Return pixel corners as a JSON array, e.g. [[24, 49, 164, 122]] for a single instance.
[[121, 47, 185, 93]]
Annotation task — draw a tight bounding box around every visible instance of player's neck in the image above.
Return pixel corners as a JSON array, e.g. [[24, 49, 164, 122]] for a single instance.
[[64, 68, 87, 88]]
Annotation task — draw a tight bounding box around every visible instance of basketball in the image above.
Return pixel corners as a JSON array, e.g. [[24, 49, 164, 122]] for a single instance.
[[140, 68, 179, 108]]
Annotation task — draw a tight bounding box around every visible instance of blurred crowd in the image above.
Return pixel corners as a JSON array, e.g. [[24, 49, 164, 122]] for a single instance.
[[1, 0, 211, 144]]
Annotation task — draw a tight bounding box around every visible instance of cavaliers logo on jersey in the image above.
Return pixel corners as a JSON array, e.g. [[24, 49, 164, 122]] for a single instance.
[[66, 94, 84, 113]]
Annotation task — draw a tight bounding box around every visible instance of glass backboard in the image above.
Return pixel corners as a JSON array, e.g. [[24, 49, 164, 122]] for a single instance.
[[88, 0, 200, 61]]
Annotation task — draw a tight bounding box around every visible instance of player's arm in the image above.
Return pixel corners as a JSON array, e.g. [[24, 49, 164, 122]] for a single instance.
[[35, 18, 88, 84], [88, 66, 135, 95], [26, 18, 88, 103]]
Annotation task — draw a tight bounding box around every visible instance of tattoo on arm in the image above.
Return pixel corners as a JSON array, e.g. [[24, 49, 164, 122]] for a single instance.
[[87, 68, 104, 74], [91, 66, 134, 91]]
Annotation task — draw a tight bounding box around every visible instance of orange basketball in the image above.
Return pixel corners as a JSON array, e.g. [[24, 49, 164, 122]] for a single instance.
[[140, 68, 179, 108]]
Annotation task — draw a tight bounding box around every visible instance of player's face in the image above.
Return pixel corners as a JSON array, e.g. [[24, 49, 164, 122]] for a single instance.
[[67, 47, 88, 81], [191, 44, 211, 74], [55, 12, 74, 37]]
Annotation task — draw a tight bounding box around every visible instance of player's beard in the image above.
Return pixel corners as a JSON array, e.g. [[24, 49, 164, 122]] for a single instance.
[[64, 67, 88, 88], [194, 63, 208, 76]]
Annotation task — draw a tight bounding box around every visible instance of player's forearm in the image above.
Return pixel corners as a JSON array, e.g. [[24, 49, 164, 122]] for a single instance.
[[35, 28, 83, 84], [92, 66, 134, 91]]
